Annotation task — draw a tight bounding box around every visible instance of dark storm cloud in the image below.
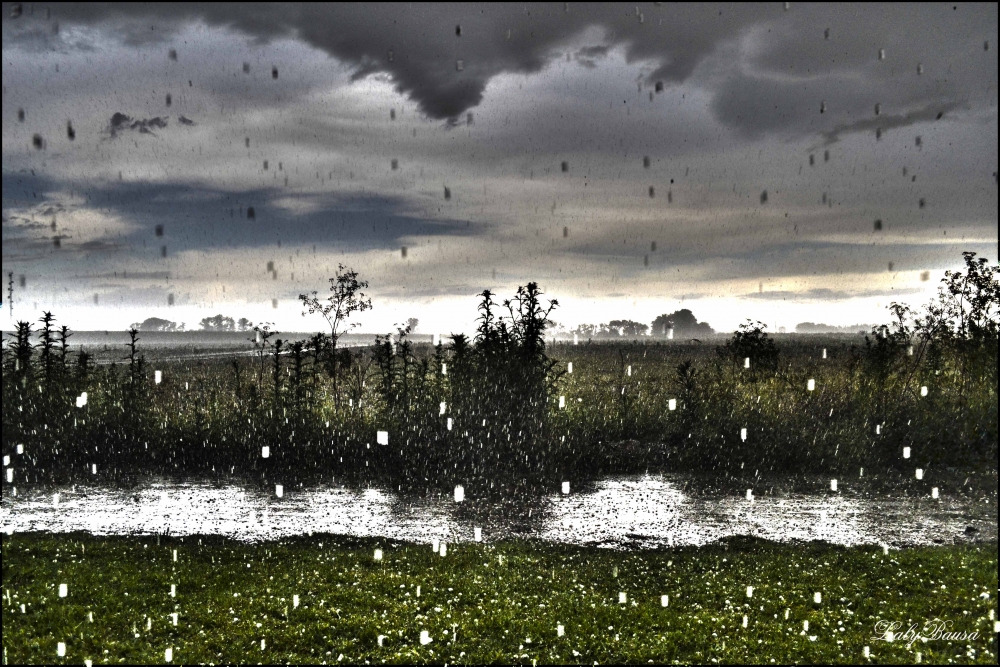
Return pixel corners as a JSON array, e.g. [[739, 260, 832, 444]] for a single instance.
[[2, 172, 480, 259], [565, 238, 998, 285], [742, 287, 924, 301], [573, 44, 610, 69], [107, 112, 169, 138], [816, 102, 963, 148], [11, 3, 992, 138]]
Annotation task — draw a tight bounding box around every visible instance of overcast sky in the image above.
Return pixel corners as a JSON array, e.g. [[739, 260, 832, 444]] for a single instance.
[[2, 2, 997, 334]]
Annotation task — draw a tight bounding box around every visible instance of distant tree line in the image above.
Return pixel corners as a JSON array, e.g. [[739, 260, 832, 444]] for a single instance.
[[795, 322, 872, 334], [129, 315, 255, 332], [571, 309, 715, 339]]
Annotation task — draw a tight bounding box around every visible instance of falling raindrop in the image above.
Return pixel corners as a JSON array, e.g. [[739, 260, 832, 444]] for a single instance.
[[67, 122, 75, 140], [272, 66, 278, 79], [760, 190, 768, 204]]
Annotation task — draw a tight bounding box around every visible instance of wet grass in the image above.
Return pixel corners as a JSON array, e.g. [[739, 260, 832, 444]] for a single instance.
[[3, 532, 996, 664]]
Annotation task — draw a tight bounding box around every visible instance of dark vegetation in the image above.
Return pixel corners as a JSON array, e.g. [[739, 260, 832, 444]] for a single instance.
[[2, 253, 997, 492]]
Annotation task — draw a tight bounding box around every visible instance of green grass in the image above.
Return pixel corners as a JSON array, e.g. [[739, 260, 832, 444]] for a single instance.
[[3, 533, 996, 664]]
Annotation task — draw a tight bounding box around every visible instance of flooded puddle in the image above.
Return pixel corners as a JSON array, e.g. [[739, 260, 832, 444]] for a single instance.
[[1, 474, 995, 548]]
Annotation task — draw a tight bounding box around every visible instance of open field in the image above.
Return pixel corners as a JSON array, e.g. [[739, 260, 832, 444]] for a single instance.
[[2, 532, 997, 665]]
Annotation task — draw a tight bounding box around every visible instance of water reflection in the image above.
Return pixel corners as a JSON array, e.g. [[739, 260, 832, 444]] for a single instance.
[[1, 474, 994, 548]]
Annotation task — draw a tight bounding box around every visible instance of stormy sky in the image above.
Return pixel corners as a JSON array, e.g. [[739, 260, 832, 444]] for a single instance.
[[2, 2, 997, 334]]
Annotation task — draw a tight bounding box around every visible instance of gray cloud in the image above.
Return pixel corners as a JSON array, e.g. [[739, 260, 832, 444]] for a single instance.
[[1, 3, 996, 332], [742, 287, 925, 301], [8, 3, 992, 135], [107, 112, 168, 138]]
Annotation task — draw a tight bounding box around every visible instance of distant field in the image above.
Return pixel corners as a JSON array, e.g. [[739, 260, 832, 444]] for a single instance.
[[2, 532, 996, 665]]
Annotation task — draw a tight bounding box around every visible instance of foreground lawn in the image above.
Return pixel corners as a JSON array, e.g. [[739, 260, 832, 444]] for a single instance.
[[2, 533, 996, 664]]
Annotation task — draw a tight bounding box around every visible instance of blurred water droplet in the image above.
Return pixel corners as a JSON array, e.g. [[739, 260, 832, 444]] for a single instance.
[[272, 66, 278, 79], [874, 219, 883, 231], [168, 48, 177, 61], [66, 122, 75, 140], [760, 190, 768, 204], [32, 134, 44, 150]]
